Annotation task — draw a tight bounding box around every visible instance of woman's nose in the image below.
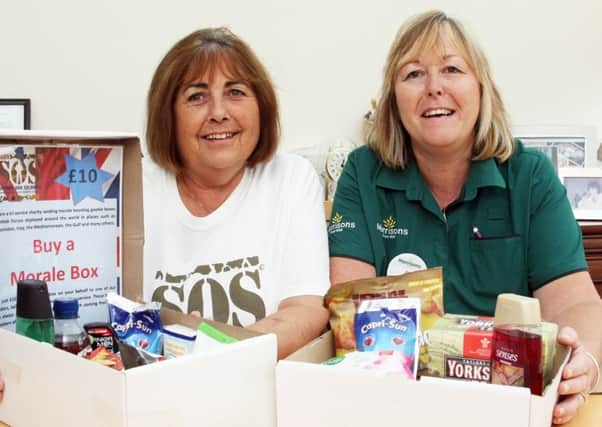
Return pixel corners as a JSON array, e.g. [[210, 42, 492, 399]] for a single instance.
[[426, 74, 444, 97], [208, 97, 229, 122]]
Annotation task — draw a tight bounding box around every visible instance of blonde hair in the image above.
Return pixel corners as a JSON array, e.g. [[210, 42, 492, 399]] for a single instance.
[[146, 28, 279, 174], [370, 10, 514, 169]]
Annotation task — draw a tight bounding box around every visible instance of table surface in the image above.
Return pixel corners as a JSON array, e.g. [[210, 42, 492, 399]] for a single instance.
[[1, 394, 600, 427]]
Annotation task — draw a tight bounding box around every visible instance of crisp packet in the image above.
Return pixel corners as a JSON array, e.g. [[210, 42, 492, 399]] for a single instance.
[[85, 346, 124, 371], [107, 293, 163, 354]]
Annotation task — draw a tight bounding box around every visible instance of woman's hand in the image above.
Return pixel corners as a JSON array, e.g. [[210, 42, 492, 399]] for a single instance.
[[552, 326, 598, 424]]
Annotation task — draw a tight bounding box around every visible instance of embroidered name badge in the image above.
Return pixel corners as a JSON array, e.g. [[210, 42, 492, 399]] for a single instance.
[[328, 212, 356, 234], [376, 215, 408, 239]]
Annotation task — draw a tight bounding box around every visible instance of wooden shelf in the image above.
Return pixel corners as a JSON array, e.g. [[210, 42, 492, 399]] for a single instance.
[[580, 222, 602, 297]]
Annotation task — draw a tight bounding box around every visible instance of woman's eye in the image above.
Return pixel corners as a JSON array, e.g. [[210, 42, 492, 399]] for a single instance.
[[404, 70, 423, 80], [229, 88, 246, 97], [186, 92, 206, 103], [444, 65, 461, 74]]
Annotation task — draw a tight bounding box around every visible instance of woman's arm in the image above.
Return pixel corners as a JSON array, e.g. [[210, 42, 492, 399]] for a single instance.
[[330, 256, 375, 285], [534, 271, 602, 424], [249, 295, 329, 359]]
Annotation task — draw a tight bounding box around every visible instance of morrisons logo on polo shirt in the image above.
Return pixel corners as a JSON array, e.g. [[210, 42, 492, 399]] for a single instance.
[[377, 216, 408, 239], [328, 212, 356, 234]]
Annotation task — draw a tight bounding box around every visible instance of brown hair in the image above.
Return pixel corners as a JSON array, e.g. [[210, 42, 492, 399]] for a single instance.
[[370, 10, 514, 169], [146, 27, 279, 173]]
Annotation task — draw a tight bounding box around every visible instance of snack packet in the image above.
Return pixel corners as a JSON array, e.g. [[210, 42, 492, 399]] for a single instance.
[[325, 267, 444, 375], [107, 293, 163, 354], [85, 346, 124, 371]]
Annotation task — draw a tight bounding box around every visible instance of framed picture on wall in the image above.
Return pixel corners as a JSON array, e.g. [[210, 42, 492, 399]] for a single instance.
[[559, 168, 602, 220], [0, 99, 31, 130], [513, 125, 598, 169]]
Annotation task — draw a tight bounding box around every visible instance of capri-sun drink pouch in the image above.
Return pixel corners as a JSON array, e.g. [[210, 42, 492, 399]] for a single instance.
[[107, 293, 163, 355], [354, 297, 421, 379]]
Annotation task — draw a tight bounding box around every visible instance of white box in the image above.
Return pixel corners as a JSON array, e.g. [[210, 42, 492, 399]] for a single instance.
[[0, 131, 278, 427], [0, 309, 277, 427], [276, 331, 569, 427]]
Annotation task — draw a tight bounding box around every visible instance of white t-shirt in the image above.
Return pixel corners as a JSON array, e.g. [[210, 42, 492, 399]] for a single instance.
[[143, 153, 329, 327]]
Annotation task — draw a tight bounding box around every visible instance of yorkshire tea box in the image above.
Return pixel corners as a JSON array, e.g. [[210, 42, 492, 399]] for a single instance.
[[0, 131, 277, 427], [276, 331, 569, 427], [424, 314, 494, 383]]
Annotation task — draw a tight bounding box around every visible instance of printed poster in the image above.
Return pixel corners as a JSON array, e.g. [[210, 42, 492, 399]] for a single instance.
[[0, 144, 123, 330]]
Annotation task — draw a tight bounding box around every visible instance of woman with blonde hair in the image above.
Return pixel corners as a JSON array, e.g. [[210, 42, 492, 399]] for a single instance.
[[329, 11, 601, 424]]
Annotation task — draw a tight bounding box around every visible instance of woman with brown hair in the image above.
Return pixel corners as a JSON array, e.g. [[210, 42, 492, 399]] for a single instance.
[[142, 28, 329, 359], [329, 11, 601, 424]]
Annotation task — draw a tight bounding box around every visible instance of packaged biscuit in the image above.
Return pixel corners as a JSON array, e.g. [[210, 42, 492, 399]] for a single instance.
[[424, 314, 494, 383], [325, 267, 444, 375]]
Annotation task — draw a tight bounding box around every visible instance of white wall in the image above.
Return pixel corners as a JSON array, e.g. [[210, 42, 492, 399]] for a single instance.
[[1, 0, 601, 153]]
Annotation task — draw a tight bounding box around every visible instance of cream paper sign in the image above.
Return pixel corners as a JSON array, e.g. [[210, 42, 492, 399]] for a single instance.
[[0, 144, 123, 329]]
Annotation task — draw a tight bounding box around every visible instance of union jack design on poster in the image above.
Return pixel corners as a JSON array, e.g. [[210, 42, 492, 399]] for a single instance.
[[0, 144, 123, 330], [0, 145, 121, 206]]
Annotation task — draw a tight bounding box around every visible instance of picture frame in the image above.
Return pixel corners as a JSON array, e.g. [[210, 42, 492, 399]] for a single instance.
[[513, 125, 598, 169], [0, 98, 31, 130], [558, 167, 602, 220]]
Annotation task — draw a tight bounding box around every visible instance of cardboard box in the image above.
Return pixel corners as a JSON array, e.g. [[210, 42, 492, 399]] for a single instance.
[[0, 131, 278, 427], [0, 309, 276, 427], [276, 331, 569, 427]]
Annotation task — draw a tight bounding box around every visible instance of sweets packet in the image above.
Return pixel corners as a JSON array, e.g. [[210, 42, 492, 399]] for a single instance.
[[325, 267, 444, 375], [107, 293, 163, 355]]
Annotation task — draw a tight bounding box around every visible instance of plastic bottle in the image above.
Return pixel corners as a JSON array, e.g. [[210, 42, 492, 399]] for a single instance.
[[16, 279, 55, 344], [53, 297, 90, 355]]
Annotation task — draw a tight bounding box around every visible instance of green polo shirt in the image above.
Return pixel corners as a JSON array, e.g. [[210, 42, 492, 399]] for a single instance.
[[328, 141, 587, 316]]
